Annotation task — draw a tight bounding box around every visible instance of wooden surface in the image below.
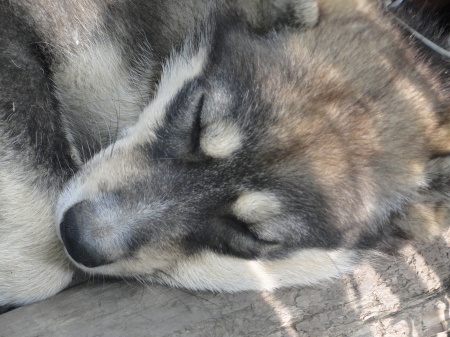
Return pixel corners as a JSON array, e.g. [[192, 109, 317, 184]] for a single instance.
[[0, 228, 449, 337]]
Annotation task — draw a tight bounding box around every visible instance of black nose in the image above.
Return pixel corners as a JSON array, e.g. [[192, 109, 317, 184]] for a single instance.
[[60, 202, 110, 268]]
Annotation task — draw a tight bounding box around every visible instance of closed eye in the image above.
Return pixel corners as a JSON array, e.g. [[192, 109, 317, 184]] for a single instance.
[[221, 215, 279, 245], [191, 93, 205, 154]]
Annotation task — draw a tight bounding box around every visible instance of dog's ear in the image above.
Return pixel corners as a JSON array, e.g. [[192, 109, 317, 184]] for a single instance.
[[238, 0, 319, 31]]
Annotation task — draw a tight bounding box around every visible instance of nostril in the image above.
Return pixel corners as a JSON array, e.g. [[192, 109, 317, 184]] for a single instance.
[[59, 201, 110, 268]]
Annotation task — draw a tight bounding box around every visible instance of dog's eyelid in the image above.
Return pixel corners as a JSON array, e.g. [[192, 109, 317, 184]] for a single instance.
[[190, 93, 206, 154], [222, 214, 280, 246], [221, 214, 257, 235]]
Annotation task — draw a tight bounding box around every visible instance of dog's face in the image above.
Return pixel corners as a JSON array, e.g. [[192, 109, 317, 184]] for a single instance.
[[55, 9, 441, 291]]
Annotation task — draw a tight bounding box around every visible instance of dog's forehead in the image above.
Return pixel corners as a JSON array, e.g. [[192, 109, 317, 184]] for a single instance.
[[125, 42, 285, 159]]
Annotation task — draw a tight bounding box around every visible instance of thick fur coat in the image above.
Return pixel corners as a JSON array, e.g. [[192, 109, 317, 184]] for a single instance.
[[0, 0, 449, 306]]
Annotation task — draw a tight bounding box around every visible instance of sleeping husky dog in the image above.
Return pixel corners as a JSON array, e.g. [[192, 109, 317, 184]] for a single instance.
[[1, 0, 449, 306]]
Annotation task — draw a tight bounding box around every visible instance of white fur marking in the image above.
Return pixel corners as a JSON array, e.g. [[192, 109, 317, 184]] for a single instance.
[[200, 121, 242, 158], [131, 47, 208, 144], [162, 249, 356, 292], [233, 191, 281, 223]]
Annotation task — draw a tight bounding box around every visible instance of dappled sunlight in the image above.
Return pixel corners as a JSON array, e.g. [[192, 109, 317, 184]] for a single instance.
[[350, 263, 402, 321], [338, 229, 450, 334], [248, 262, 277, 290], [248, 264, 298, 337], [392, 76, 429, 104], [399, 245, 442, 292], [260, 290, 299, 337]]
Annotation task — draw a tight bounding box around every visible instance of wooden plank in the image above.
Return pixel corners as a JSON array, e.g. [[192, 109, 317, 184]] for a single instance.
[[1, 229, 449, 336]]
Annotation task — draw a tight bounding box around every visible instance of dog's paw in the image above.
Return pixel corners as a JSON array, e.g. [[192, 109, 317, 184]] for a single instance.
[[0, 242, 74, 306], [0, 241, 74, 306]]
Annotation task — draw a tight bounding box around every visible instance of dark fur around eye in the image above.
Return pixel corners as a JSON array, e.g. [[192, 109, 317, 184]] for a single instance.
[[191, 93, 205, 154]]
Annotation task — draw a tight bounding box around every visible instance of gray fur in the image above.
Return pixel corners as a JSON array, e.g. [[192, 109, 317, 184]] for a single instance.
[[1, 0, 449, 306]]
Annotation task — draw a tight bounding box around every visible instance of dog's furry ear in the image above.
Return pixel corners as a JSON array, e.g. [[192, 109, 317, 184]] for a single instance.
[[238, 0, 319, 31]]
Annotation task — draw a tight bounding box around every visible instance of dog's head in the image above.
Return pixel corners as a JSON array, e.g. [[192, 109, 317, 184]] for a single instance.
[[55, 2, 445, 291]]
